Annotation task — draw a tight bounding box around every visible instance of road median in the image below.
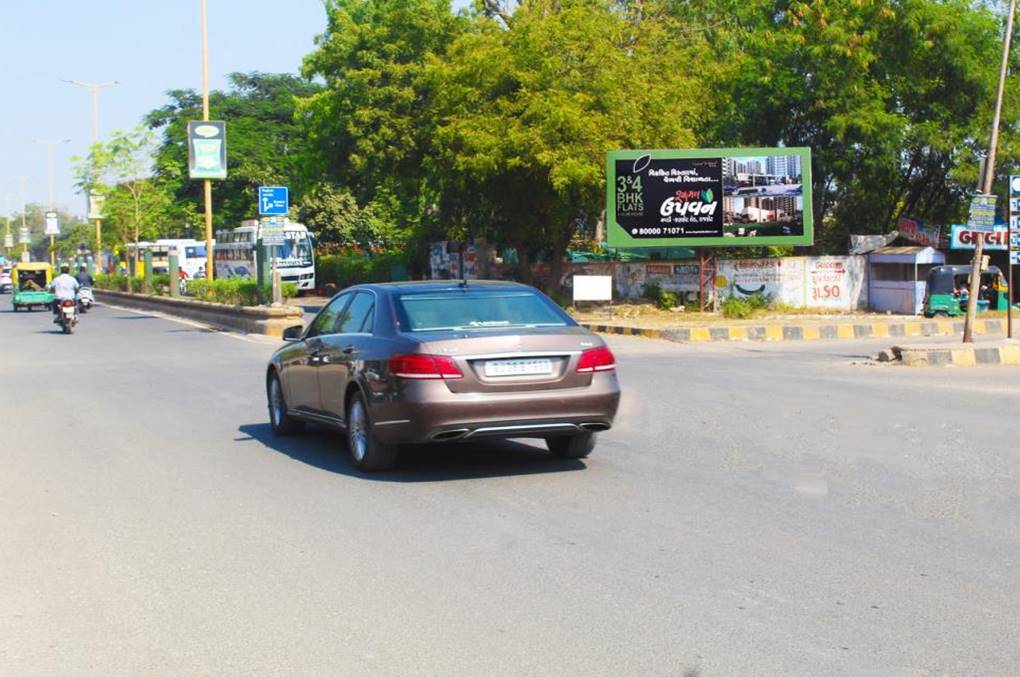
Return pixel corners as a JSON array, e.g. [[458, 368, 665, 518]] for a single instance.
[[579, 317, 1005, 343], [95, 290, 303, 337]]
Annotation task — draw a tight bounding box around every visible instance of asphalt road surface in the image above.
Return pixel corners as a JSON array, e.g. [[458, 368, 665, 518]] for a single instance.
[[2, 302, 1018, 676]]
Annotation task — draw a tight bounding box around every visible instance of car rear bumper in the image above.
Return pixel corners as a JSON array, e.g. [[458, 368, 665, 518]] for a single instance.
[[367, 374, 621, 444]]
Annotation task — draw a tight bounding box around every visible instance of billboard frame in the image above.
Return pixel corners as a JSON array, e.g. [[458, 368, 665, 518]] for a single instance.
[[606, 147, 813, 248]]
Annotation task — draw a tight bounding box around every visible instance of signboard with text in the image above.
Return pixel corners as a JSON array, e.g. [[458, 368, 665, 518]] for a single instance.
[[607, 147, 813, 247], [260, 216, 286, 246], [949, 224, 1008, 250], [895, 216, 940, 247], [966, 194, 997, 233], [187, 121, 228, 180], [18, 227, 30, 244], [87, 191, 105, 220], [258, 186, 289, 216]]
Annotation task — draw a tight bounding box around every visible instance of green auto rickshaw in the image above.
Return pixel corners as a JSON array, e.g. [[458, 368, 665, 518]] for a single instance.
[[923, 264, 1008, 317], [12, 262, 55, 312]]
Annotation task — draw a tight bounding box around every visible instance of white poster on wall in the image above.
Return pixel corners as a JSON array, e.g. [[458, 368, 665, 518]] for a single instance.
[[718, 257, 806, 306]]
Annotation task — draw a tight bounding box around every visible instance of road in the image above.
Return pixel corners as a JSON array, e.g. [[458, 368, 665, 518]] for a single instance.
[[2, 302, 1018, 676]]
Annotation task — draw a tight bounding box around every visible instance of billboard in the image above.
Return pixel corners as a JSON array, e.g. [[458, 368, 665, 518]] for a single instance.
[[187, 121, 228, 180], [606, 147, 813, 247]]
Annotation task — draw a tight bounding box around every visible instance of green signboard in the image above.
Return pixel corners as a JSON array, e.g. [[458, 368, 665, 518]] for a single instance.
[[187, 121, 228, 180], [606, 147, 813, 247]]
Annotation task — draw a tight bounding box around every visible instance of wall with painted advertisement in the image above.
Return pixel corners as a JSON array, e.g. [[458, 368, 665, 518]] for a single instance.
[[715, 256, 866, 309], [568, 256, 866, 310]]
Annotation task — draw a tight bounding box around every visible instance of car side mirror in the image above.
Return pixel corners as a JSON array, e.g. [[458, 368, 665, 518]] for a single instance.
[[282, 324, 304, 342]]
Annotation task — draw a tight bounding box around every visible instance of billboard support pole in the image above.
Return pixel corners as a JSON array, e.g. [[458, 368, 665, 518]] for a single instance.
[[200, 0, 214, 281], [1009, 192, 1014, 339]]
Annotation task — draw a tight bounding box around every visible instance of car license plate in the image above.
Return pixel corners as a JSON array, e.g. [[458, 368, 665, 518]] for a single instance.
[[483, 358, 553, 377]]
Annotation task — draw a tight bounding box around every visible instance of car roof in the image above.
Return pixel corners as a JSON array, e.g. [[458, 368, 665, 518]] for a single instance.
[[357, 280, 536, 294]]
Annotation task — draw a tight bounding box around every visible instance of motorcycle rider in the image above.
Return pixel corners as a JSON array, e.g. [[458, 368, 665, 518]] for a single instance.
[[49, 264, 80, 323], [75, 265, 94, 288]]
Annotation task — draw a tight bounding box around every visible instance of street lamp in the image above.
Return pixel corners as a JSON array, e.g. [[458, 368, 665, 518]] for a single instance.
[[62, 78, 118, 273], [34, 138, 72, 266]]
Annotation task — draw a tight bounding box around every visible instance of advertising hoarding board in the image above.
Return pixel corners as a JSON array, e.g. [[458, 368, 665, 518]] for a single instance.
[[187, 121, 228, 180], [606, 147, 813, 247]]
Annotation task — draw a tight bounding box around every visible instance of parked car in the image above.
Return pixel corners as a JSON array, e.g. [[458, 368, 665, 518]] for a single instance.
[[266, 281, 621, 471]]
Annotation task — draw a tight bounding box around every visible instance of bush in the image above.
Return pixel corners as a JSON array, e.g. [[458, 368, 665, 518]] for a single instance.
[[94, 273, 131, 292], [151, 274, 171, 296], [641, 280, 662, 302], [720, 293, 772, 319], [657, 290, 678, 310], [185, 278, 299, 305], [316, 251, 406, 289], [720, 296, 754, 319]]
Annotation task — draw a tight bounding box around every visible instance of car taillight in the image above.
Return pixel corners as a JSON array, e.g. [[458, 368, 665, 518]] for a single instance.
[[576, 346, 615, 373], [389, 354, 464, 380]]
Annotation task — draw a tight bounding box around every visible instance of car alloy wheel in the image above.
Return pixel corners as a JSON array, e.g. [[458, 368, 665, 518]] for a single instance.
[[346, 392, 398, 471], [268, 372, 304, 435], [348, 398, 369, 463]]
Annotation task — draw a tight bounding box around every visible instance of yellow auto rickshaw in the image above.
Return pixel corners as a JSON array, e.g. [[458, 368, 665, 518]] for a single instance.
[[12, 262, 55, 312]]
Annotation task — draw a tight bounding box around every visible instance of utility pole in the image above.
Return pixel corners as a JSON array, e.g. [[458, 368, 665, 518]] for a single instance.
[[17, 177, 28, 261], [62, 79, 117, 273], [963, 0, 1016, 343], [3, 194, 11, 260], [200, 0, 215, 280], [35, 138, 71, 266]]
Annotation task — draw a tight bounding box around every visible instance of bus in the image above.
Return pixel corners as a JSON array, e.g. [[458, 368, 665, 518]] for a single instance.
[[155, 239, 209, 280], [214, 220, 315, 291]]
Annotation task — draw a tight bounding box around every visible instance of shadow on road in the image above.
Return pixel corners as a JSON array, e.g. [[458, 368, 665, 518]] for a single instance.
[[237, 422, 586, 482], [111, 315, 158, 320]]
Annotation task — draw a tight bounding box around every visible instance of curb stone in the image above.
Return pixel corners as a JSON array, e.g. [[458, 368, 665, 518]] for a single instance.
[[894, 342, 1020, 367], [579, 319, 1004, 343]]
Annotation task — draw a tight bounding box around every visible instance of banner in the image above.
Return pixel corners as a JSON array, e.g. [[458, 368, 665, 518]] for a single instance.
[[607, 147, 813, 248], [896, 216, 940, 247], [187, 121, 228, 180], [44, 211, 60, 236], [87, 191, 105, 220], [966, 194, 997, 233]]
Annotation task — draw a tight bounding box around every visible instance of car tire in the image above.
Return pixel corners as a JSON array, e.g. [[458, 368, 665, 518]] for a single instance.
[[546, 432, 596, 459], [267, 372, 305, 435], [346, 391, 398, 472]]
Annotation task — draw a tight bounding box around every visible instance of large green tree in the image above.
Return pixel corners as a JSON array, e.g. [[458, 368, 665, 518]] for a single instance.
[[145, 72, 322, 231], [428, 0, 709, 287], [298, 0, 467, 244], [715, 0, 1009, 250]]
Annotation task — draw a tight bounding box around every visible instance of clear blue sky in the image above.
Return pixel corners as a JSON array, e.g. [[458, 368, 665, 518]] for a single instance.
[[0, 0, 329, 219]]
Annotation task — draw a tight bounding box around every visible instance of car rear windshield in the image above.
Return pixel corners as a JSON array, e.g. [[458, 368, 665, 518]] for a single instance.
[[395, 290, 569, 332]]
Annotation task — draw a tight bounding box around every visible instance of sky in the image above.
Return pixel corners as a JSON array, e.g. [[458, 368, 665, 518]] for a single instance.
[[0, 0, 330, 220]]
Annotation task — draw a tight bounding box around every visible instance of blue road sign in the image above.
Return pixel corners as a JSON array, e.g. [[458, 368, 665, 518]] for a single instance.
[[258, 186, 289, 216]]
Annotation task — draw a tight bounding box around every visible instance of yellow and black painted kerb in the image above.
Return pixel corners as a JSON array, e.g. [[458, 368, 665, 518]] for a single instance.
[[897, 343, 1020, 367], [580, 319, 1005, 343]]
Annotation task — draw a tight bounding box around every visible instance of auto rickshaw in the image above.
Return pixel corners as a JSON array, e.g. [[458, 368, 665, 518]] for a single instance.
[[11, 262, 54, 312], [923, 264, 1008, 317]]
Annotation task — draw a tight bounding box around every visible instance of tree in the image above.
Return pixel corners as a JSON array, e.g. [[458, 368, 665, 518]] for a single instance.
[[74, 126, 174, 273], [298, 0, 467, 242], [294, 182, 400, 250], [715, 0, 1006, 250], [428, 0, 706, 289], [145, 72, 322, 231]]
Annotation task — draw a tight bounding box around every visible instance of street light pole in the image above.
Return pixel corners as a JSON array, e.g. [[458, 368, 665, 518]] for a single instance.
[[34, 139, 71, 266], [17, 177, 28, 260], [62, 79, 117, 273], [200, 0, 215, 281], [963, 0, 1016, 343]]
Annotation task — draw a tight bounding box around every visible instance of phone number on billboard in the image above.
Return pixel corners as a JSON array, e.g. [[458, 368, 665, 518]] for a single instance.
[[631, 227, 692, 236]]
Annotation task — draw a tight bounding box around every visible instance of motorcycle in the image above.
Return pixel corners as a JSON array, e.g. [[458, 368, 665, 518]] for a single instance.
[[77, 286, 95, 313], [55, 299, 79, 334]]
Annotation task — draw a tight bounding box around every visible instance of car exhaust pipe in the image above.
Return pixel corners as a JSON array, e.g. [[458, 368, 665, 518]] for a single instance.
[[580, 423, 610, 432], [432, 429, 471, 442]]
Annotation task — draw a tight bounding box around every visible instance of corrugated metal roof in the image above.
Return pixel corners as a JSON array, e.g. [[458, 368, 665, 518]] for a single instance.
[[869, 246, 931, 255]]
